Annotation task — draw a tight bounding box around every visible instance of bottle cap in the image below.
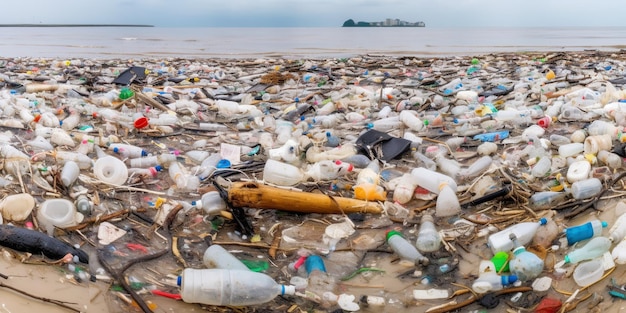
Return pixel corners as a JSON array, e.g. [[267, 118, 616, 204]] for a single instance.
[[386, 230, 403, 241], [113, 147, 120, 153], [141, 150, 148, 157], [539, 218, 548, 225], [134, 116, 149, 129], [216, 159, 231, 168], [502, 274, 518, 285], [491, 251, 510, 273], [304, 255, 327, 275], [602, 221, 608, 228], [177, 276, 182, 286]]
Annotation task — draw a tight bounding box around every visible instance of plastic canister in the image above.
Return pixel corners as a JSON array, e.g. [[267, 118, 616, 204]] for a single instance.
[[93, 156, 129, 185], [570, 178, 602, 200], [203, 245, 249, 271], [37, 198, 83, 236]]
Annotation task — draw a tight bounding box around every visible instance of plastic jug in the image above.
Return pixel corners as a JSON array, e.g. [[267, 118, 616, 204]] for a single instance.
[[487, 218, 547, 254], [262, 159, 305, 186], [193, 191, 227, 215], [509, 234, 544, 282], [178, 269, 295, 306], [472, 271, 518, 293], [565, 220, 608, 245]]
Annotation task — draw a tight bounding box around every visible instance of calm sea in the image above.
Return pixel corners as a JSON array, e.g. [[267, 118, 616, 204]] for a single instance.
[[0, 27, 625, 59]]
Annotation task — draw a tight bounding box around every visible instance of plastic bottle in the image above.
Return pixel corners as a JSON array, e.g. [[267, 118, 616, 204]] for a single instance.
[[75, 194, 92, 216], [193, 191, 226, 215], [459, 156, 492, 181], [128, 166, 162, 178], [473, 130, 509, 142], [509, 234, 544, 282], [558, 143, 584, 158], [60, 160, 80, 187], [168, 161, 200, 191], [109, 143, 148, 158], [178, 269, 295, 306], [472, 271, 518, 294], [129, 154, 177, 168], [197, 122, 229, 132], [392, 174, 419, 204], [609, 212, 626, 242], [436, 184, 461, 217], [532, 219, 560, 249], [37, 198, 82, 236], [366, 116, 403, 132], [410, 167, 457, 194], [487, 218, 548, 254], [263, 159, 305, 186], [196, 153, 222, 179], [54, 151, 93, 170], [353, 160, 386, 201], [416, 214, 442, 253], [268, 139, 299, 163], [612, 237, 626, 264], [399, 110, 425, 131], [531, 156, 552, 178], [203, 245, 249, 271], [570, 178, 602, 200], [597, 150, 623, 169], [565, 220, 608, 246], [583, 134, 612, 155], [386, 230, 428, 265], [529, 192, 569, 210], [93, 156, 129, 185], [564, 236, 611, 264]]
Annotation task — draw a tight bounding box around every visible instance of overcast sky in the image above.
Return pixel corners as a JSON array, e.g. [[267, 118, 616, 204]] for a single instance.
[[5, 0, 626, 28]]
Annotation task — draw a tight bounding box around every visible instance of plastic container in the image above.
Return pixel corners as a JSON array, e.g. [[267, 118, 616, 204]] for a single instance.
[[459, 156, 492, 181], [532, 219, 560, 249], [129, 154, 177, 168], [509, 240, 544, 282], [193, 191, 227, 215], [415, 214, 442, 253], [529, 192, 569, 210], [399, 110, 424, 131], [93, 156, 129, 185], [60, 160, 80, 187], [75, 195, 92, 216], [612, 237, 626, 264], [305, 160, 353, 182], [565, 220, 608, 245], [0, 193, 35, 222], [472, 271, 518, 294], [203, 244, 250, 271], [570, 178, 602, 200], [268, 139, 299, 163], [178, 268, 295, 306], [572, 258, 604, 287], [597, 150, 623, 169], [473, 130, 509, 142], [487, 218, 547, 254], [566, 160, 591, 183], [37, 198, 83, 236], [565, 236, 612, 264], [168, 161, 200, 191], [531, 156, 551, 178], [386, 230, 427, 265], [584, 134, 613, 155], [587, 120, 618, 138], [263, 159, 305, 186]]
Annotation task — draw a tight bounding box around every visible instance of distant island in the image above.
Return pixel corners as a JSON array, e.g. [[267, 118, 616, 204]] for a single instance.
[[0, 24, 154, 27], [342, 18, 425, 27]]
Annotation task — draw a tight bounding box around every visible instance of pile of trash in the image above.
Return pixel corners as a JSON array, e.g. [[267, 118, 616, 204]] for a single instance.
[[1, 51, 626, 313]]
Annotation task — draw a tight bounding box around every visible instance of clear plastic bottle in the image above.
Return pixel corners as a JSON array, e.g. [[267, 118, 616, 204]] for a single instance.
[[263, 159, 305, 186], [487, 218, 547, 254], [565, 220, 608, 245], [304, 255, 336, 305], [570, 178, 602, 200], [459, 156, 492, 181], [178, 268, 295, 306], [436, 184, 461, 217], [386, 230, 428, 265], [564, 236, 611, 264], [415, 214, 442, 253], [529, 192, 569, 210], [129, 153, 177, 168], [60, 160, 80, 187]]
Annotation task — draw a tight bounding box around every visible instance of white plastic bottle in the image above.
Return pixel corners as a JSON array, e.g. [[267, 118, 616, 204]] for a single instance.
[[399, 110, 424, 131], [416, 214, 442, 253], [436, 184, 461, 217], [410, 167, 458, 194], [263, 159, 305, 186], [305, 160, 353, 182], [193, 191, 227, 215], [609, 212, 626, 243], [178, 268, 295, 306], [392, 173, 419, 204], [109, 143, 148, 158], [169, 161, 200, 191], [60, 160, 80, 187], [129, 154, 177, 168], [386, 230, 428, 265], [203, 245, 249, 271], [472, 271, 518, 294], [487, 218, 548, 254]]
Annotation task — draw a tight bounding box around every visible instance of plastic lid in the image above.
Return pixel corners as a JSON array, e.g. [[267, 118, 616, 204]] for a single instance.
[[502, 274, 517, 285], [386, 230, 402, 241], [113, 147, 120, 153], [141, 150, 148, 157], [539, 218, 548, 225], [134, 116, 149, 129], [282, 285, 296, 296], [491, 251, 510, 273], [154, 165, 163, 172], [602, 221, 608, 228], [216, 159, 231, 168], [177, 276, 182, 286]]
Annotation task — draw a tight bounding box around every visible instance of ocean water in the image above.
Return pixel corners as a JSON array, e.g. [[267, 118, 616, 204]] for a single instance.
[[0, 26, 625, 59]]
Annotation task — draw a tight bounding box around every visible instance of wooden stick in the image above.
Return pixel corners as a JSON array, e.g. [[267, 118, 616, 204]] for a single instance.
[[228, 181, 383, 214]]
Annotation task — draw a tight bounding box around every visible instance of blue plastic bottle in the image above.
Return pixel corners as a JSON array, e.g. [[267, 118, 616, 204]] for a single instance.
[[565, 220, 608, 246], [473, 130, 510, 142]]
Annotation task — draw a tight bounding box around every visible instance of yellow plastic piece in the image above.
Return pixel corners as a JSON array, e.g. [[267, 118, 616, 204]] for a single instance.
[[546, 70, 556, 80], [353, 183, 387, 201]]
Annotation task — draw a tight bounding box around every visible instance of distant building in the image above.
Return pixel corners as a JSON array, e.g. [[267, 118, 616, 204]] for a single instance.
[[343, 18, 425, 27]]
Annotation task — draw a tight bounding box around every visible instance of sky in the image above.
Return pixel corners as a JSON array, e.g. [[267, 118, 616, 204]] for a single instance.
[[5, 0, 626, 28]]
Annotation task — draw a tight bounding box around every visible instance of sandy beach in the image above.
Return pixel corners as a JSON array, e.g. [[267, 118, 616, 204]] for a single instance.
[[1, 51, 626, 313]]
